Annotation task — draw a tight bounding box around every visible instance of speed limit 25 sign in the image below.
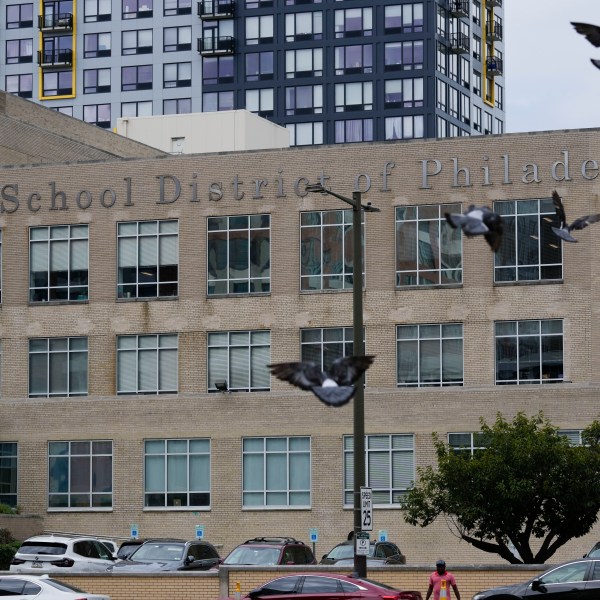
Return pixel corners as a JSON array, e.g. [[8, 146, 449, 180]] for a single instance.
[[360, 486, 373, 531]]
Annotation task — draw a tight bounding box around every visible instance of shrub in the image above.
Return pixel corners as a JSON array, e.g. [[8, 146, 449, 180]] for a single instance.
[[0, 541, 20, 570]]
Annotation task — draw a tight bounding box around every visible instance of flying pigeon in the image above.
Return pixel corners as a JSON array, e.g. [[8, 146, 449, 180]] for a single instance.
[[268, 355, 375, 407], [551, 190, 600, 243], [444, 205, 504, 252], [571, 22, 600, 69]]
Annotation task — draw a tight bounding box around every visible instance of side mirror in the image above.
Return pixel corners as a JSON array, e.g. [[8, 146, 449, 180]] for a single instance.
[[531, 580, 541, 591], [321, 554, 327, 560], [185, 556, 196, 565]]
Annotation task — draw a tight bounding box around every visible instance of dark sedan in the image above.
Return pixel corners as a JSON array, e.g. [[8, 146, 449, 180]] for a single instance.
[[472, 558, 600, 599], [107, 539, 220, 572], [320, 540, 406, 565]]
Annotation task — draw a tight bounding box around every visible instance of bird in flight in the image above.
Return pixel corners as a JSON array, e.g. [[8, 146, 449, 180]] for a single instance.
[[445, 205, 504, 252], [551, 190, 600, 243], [571, 22, 600, 69], [268, 355, 375, 407]]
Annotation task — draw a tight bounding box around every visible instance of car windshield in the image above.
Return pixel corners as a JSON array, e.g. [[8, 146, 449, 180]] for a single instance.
[[224, 547, 281, 565], [327, 544, 375, 560], [131, 543, 184, 562], [17, 542, 67, 556]]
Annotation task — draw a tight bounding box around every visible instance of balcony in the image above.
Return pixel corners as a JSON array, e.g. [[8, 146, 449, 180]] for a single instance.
[[197, 36, 235, 55], [448, 0, 469, 18], [38, 13, 73, 31], [449, 32, 470, 53], [198, 0, 234, 19], [37, 48, 73, 67], [485, 21, 503, 41], [486, 55, 503, 75], [486, 0, 502, 7]]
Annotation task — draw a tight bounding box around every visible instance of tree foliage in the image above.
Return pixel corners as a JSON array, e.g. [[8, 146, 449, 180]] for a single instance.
[[403, 412, 600, 563]]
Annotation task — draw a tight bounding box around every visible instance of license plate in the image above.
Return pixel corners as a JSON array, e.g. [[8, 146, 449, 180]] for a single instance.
[[31, 561, 43, 568]]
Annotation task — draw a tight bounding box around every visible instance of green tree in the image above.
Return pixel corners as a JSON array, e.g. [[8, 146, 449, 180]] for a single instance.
[[403, 412, 600, 564]]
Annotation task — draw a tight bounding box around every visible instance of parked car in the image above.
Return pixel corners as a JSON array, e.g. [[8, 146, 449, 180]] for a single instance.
[[0, 574, 110, 600], [107, 539, 221, 572], [223, 537, 316, 566], [10, 534, 118, 574], [116, 539, 146, 560], [472, 558, 600, 599], [320, 540, 406, 565], [585, 541, 600, 557], [242, 573, 422, 600]]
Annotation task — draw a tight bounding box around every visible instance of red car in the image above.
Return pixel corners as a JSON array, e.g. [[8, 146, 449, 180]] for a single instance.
[[244, 573, 422, 600]]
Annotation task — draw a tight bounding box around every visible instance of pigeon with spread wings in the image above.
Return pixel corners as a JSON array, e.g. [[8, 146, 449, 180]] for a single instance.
[[444, 205, 504, 252], [551, 190, 600, 243], [571, 22, 600, 69], [269, 355, 375, 407]]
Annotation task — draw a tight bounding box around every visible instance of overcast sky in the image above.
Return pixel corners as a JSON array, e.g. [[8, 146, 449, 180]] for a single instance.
[[504, 0, 600, 133]]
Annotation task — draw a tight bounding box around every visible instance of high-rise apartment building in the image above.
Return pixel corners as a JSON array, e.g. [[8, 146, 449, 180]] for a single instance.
[[1, 0, 504, 145]]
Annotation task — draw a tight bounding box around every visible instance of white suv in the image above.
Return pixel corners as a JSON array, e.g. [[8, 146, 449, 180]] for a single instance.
[[10, 535, 118, 574]]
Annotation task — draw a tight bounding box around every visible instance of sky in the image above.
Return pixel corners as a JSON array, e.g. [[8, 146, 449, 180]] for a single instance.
[[504, 0, 600, 133]]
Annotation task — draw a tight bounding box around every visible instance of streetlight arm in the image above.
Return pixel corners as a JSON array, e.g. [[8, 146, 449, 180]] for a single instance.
[[305, 184, 381, 213]]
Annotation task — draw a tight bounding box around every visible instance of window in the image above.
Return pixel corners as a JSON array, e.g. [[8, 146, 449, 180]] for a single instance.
[[117, 220, 178, 299], [42, 70, 72, 97], [83, 103, 111, 128], [473, 105, 482, 132], [495, 82, 504, 110], [29, 337, 88, 397], [335, 81, 372, 111], [83, 32, 111, 58], [122, 100, 153, 117], [164, 62, 191, 88], [494, 198, 562, 282], [385, 115, 424, 140], [437, 42, 447, 75], [246, 89, 273, 117], [207, 331, 270, 392], [207, 214, 270, 295], [246, 15, 274, 44], [145, 439, 210, 508], [286, 85, 323, 115], [122, 29, 152, 54], [54, 106, 73, 116], [460, 92, 470, 124], [286, 0, 321, 4], [335, 44, 372, 75], [558, 430, 583, 446], [344, 434, 414, 505], [397, 324, 463, 386], [203, 56, 234, 85], [437, 79, 447, 111], [7, 4, 33, 28], [384, 3, 423, 34], [334, 118, 373, 143], [242, 437, 310, 507], [245, 52, 273, 82], [121, 65, 152, 91], [83, 68, 110, 93], [287, 122, 323, 146], [384, 41, 423, 71], [335, 7, 372, 38], [300, 209, 363, 291], [285, 11, 322, 42], [448, 86, 459, 118], [472, 0, 480, 25], [285, 48, 322, 78], [164, 0, 191, 15], [448, 432, 488, 456], [6, 38, 33, 64], [48, 441, 112, 508], [0, 442, 18, 507], [164, 25, 191, 51], [85, 0, 111, 22], [6, 74, 33, 98], [395, 204, 461, 286], [484, 111, 493, 135], [460, 55, 470, 89], [495, 320, 564, 384], [384, 78, 423, 108], [30, 225, 88, 302], [301, 327, 355, 371], [473, 71, 482, 96], [472, 35, 481, 61], [203, 91, 234, 112], [117, 334, 178, 394], [123, 0, 153, 18], [162, 98, 189, 114]]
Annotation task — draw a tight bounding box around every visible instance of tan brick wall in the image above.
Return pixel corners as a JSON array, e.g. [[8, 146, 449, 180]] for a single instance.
[[0, 128, 599, 564]]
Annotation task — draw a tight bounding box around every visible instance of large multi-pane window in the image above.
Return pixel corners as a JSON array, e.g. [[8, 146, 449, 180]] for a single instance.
[[117, 220, 178, 299], [285, 49, 322, 78], [83, 68, 110, 93], [117, 334, 178, 394], [7, 4, 33, 28], [245, 52, 273, 81], [6, 73, 33, 98], [397, 324, 463, 387], [30, 225, 88, 302], [385, 115, 424, 140], [203, 91, 234, 112], [246, 15, 274, 44], [83, 32, 111, 58], [123, 0, 153, 18], [335, 7, 372, 38], [203, 56, 234, 84], [384, 78, 423, 108], [207, 330, 270, 392], [285, 12, 322, 41], [164, 0, 191, 14], [246, 89, 273, 117], [384, 41, 423, 71], [300, 327, 354, 370], [163, 62, 191, 88], [207, 214, 270, 295], [384, 3, 423, 34], [242, 437, 310, 507], [300, 209, 364, 291], [287, 122, 323, 146], [6, 39, 33, 64], [42, 71, 72, 96], [286, 85, 323, 115], [344, 434, 414, 506], [121, 65, 152, 91], [334, 44, 372, 75], [334, 119, 373, 144], [495, 319, 564, 384], [164, 26, 191, 52], [335, 82, 372, 111], [83, 103, 111, 128], [0, 443, 18, 507], [164, 98, 191, 114], [558, 430, 583, 446], [48, 441, 112, 509], [144, 439, 210, 508], [122, 29, 152, 54], [395, 204, 461, 286], [122, 100, 153, 117], [448, 432, 488, 457], [494, 198, 562, 282], [84, 0, 111, 22], [29, 337, 88, 398]]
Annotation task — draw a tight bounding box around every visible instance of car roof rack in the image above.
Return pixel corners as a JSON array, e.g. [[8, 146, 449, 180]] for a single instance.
[[243, 537, 301, 544]]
